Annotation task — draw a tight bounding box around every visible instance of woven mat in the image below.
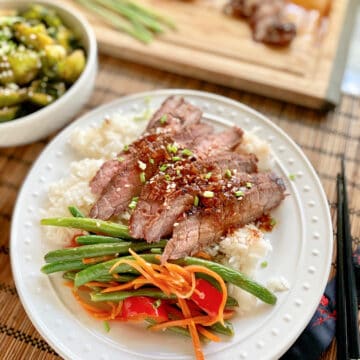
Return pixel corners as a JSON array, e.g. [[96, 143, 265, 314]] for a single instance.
[[0, 54, 359, 359]]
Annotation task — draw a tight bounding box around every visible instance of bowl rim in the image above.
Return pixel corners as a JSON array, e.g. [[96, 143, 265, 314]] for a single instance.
[[0, 0, 97, 130]]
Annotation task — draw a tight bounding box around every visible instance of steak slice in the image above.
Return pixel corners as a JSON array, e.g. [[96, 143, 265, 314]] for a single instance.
[[130, 151, 258, 242], [90, 155, 132, 196], [146, 96, 202, 131], [90, 97, 204, 197], [90, 123, 216, 220], [194, 127, 244, 157], [162, 172, 286, 262], [89, 132, 173, 219]]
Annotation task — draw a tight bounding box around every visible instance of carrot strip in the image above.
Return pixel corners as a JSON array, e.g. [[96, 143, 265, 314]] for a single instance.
[[72, 290, 108, 314], [150, 315, 212, 331], [85, 281, 117, 288], [197, 326, 221, 342], [179, 298, 204, 360], [64, 281, 74, 288], [82, 255, 114, 265], [101, 276, 147, 293], [193, 251, 212, 260], [224, 310, 235, 320]]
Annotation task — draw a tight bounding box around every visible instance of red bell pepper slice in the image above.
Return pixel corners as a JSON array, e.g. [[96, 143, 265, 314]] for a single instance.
[[190, 278, 223, 316], [121, 296, 169, 322]]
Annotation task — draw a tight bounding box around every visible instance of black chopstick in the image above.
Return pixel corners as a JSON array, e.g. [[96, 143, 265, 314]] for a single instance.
[[336, 173, 349, 360], [336, 159, 360, 360]]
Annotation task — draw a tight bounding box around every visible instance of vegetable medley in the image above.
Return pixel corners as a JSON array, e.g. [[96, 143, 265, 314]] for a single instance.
[[0, 5, 86, 122], [41, 206, 277, 360]]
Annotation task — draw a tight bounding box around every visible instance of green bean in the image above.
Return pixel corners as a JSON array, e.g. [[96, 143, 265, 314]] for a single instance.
[[45, 239, 167, 263], [210, 321, 234, 336], [91, 288, 176, 302], [146, 318, 191, 338], [76, 235, 126, 245], [180, 257, 277, 305], [74, 254, 160, 287], [68, 205, 85, 218], [63, 271, 135, 283], [225, 296, 239, 308], [150, 248, 163, 254], [41, 259, 87, 274], [40, 217, 131, 239]]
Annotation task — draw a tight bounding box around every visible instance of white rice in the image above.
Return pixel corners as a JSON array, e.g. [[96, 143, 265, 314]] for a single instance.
[[207, 224, 272, 313], [70, 113, 147, 160], [236, 127, 274, 171], [43, 109, 285, 310]]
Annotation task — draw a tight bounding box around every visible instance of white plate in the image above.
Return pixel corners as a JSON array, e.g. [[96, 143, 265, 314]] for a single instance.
[[11, 90, 333, 360]]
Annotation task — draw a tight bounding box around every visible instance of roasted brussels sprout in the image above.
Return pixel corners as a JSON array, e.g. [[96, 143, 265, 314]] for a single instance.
[[0, 4, 86, 122]]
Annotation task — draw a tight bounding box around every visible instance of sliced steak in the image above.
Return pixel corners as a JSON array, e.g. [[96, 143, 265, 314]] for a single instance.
[[90, 97, 204, 196], [146, 96, 202, 131], [130, 150, 258, 242], [194, 127, 244, 157], [90, 132, 174, 219], [90, 155, 132, 196], [162, 172, 286, 261], [90, 123, 217, 221]]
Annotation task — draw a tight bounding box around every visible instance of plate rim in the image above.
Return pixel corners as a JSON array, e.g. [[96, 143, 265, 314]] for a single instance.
[[10, 89, 333, 360]]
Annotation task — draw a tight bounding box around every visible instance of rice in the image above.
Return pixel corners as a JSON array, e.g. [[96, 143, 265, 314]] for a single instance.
[[70, 113, 147, 159], [236, 127, 274, 171], [208, 224, 272, 313], [42, 158, 103, 246]]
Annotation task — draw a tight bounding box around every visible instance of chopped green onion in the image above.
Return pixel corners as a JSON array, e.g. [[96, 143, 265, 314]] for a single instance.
[[193, 195, 199, 206], [203, 191, 214, 198], [172, 156, 181, 162], [246, 182, 253, 188], [160, 114, 167, 124], [260, 261, 268, 268], [149, 158, 155, 165], [103, 321, 110, 332], [225, 169, 232, 178], [140, 172, 146, 183], [270, 218, 277, 227], [181, 149, 192, 156], [204, 172, 212, 180], [160, 164, 168, 172], [118, 156, 125, 162], [164, 174, 171, 181], [289, 174, 296, 181], [166, 143, 178, 154], [153, 299, 162, 308], [176, 169, 181, 176], [234, 190, 244, 198], [128, 197, 139, 210], [123, 145, 129, 151]]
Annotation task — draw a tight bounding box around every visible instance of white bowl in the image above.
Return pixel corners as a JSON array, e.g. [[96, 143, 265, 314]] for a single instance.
[[0, 0, 98, 147]]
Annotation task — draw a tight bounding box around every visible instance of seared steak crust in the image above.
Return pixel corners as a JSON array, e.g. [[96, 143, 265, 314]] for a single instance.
[[130, 151, 258, 241], [162, 172, 286, 262], [146, 95, 202, 131]]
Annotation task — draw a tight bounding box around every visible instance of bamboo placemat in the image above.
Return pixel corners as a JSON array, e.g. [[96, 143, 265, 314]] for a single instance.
[[0, 54, 359, 360]]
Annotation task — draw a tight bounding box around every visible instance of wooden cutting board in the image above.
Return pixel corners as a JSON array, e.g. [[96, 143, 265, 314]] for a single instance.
[[64, 0, 356, 109]]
